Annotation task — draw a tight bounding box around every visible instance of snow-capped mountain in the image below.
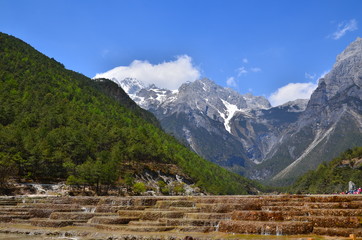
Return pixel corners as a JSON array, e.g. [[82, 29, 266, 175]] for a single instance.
[[93, 74, 316, 178], [95, 37, 362, 185], [94, 72, 292, 174], [105, 76, 272, 136]]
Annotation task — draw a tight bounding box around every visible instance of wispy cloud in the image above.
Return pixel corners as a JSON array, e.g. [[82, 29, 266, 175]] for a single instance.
[[319, 70, 329, 79], [250, 67, 261, 73], [237, 66, 248, 76], [236, 66, 261, 76], [226, 77, 237, 87], [330, 19, 358, 40], [305, 72, 316, 80], [234, 57, 262, 76], [94, 55, 200, 90]]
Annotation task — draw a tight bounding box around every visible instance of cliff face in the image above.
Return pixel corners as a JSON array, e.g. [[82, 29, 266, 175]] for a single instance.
[[264, 37, 362, 185]]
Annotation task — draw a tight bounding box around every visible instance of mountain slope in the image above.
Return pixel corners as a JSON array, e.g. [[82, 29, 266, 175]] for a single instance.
[[291, 146, 362, 194], [92, 78, 161, 128], [0, 32, 261, 195]]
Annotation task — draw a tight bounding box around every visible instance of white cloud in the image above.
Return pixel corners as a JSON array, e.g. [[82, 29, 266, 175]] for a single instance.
[[305, 72, 316, 80], [250, 67, 261, 72], [237, 67, 248, 76], [331, 19, 358, 40], [242, 58, 248, 64], [226, 77, 237, 87], [269, 82, 318, 106], [94, 55, 200, 90]]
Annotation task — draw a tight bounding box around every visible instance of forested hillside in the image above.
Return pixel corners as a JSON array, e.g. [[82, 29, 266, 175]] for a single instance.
[[0, 32, 261, 195], [291, 146, 362, 194]]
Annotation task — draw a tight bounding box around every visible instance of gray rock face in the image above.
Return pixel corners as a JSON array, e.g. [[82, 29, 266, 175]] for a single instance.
[[279, 99, 309, 112], [307, 37, 362, 112], [324, 37, 362, 100], [230, 99, 307, 164]]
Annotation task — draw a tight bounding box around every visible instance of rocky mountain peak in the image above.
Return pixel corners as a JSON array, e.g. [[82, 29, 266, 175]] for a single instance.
[[242, 93, 271, 110], [335, 37, 362, 64], [331, 37, 362, 84], [178, 79, 243, 104], [279, 99, 309, 112], [176, 78, 271, 110], [309, 37, 362, 108]]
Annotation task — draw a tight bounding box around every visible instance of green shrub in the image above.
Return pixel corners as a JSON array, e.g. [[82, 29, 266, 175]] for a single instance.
[[173, 182, 185, 195], [157, 180, 170, 195], [66, 175, 81, 185], [132, 182, 146, 195]]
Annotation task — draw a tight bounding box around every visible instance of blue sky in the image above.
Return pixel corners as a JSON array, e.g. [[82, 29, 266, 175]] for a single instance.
[[1, 0, 362, 105]]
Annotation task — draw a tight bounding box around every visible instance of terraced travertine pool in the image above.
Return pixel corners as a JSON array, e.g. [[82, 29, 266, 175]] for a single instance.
[[0, 195, 361, 239]]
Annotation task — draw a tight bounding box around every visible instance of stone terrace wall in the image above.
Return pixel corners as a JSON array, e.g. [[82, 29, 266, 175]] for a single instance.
[[0, 195, 361, 239]]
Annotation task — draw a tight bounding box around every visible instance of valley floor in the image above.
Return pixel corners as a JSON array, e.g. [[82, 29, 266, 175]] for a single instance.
[[0, 195, 361, 240]]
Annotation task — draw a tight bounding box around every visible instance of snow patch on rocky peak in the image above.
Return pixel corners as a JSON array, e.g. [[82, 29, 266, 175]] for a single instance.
[[119, 78, 146, 94], [220, 99, 243, 133]]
